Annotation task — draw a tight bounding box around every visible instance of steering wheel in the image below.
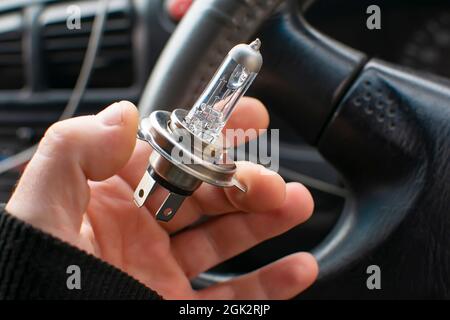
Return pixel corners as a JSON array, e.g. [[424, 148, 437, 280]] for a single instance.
[[138, 0, 450, 298]]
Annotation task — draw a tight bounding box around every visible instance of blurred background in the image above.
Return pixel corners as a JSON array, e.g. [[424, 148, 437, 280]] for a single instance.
[[0, 0, 448, 274]]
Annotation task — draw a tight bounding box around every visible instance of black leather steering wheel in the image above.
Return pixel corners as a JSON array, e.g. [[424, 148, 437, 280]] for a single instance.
[[139, 0, 450, 298]]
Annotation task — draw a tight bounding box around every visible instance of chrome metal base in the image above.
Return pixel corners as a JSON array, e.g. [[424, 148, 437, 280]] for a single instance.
[[134, 109, 246, 221]]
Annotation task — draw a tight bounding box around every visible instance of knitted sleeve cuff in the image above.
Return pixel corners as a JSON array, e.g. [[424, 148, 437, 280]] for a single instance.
[[0, 204, 162, 300]]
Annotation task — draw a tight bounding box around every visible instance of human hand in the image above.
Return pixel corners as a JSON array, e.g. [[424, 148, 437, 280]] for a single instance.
[[6, 99, 318, 299]]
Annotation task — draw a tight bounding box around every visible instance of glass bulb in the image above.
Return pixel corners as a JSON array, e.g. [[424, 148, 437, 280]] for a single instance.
[[184, 39, 263, 143]]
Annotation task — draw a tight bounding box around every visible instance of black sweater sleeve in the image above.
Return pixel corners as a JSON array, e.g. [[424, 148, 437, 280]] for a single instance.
[[0, 204, 162, 300]]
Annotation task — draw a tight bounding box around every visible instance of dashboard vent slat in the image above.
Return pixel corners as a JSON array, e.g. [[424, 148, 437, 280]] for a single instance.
[[41, 0, 134, 89], [0, 12, 24, 89]]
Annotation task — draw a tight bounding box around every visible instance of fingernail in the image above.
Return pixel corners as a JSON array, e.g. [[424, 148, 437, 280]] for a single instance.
[[97, 102, 124, 126]]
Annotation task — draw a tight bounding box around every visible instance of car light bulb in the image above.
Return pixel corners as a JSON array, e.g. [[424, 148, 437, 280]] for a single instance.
[[184, 39, 262, 143], [134, 39, 263, 222]]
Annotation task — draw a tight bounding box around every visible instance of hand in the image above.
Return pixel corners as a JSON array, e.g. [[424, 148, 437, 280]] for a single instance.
[[6, 99, 318, 299]]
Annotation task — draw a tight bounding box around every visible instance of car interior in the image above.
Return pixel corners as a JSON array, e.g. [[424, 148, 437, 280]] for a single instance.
[[0, 0, 449, 299]]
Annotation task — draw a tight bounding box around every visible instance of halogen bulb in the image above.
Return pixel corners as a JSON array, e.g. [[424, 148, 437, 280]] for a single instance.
[[184, 39, 263, 143], [134, 40, 262, 222]]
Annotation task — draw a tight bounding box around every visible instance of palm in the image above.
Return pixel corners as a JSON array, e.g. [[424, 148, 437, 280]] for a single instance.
[[85, 168, 195, 299]]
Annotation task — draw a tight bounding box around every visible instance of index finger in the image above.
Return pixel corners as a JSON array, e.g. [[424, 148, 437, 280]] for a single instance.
[[223, 97, 269, 146]]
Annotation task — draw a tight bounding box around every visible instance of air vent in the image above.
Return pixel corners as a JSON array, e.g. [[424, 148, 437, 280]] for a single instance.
[[40, 0, 134, 89], [0, 12, 24, 89]]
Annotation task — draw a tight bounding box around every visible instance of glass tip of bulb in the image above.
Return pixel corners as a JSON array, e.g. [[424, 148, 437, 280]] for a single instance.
[[249, 38, 261, 50], [184, 39, 262, 144]]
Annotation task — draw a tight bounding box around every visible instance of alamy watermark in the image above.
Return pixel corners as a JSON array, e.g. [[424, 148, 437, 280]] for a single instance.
[[168, 127, 280, 174], [366, 5, 381, 30], [366, 265, 381, 290], [66, 265, 81, 290], [66, 5, 82, 30]]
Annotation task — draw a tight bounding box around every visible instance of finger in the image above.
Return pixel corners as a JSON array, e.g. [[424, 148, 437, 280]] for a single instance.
[[172, 183, 314, 278], [223, 97, 269, 132], [6, 101, 139, 240], [117, 139, 152, 191], [223, 97, 269, 145], [196, 252, 319, 300], [85, 176, 193, 296], [169, 162, 287, 234], [121, 154, 286, 235]]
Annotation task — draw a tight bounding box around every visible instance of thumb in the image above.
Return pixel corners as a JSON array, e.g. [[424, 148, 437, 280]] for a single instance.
[[6, 101, 139, 239]]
